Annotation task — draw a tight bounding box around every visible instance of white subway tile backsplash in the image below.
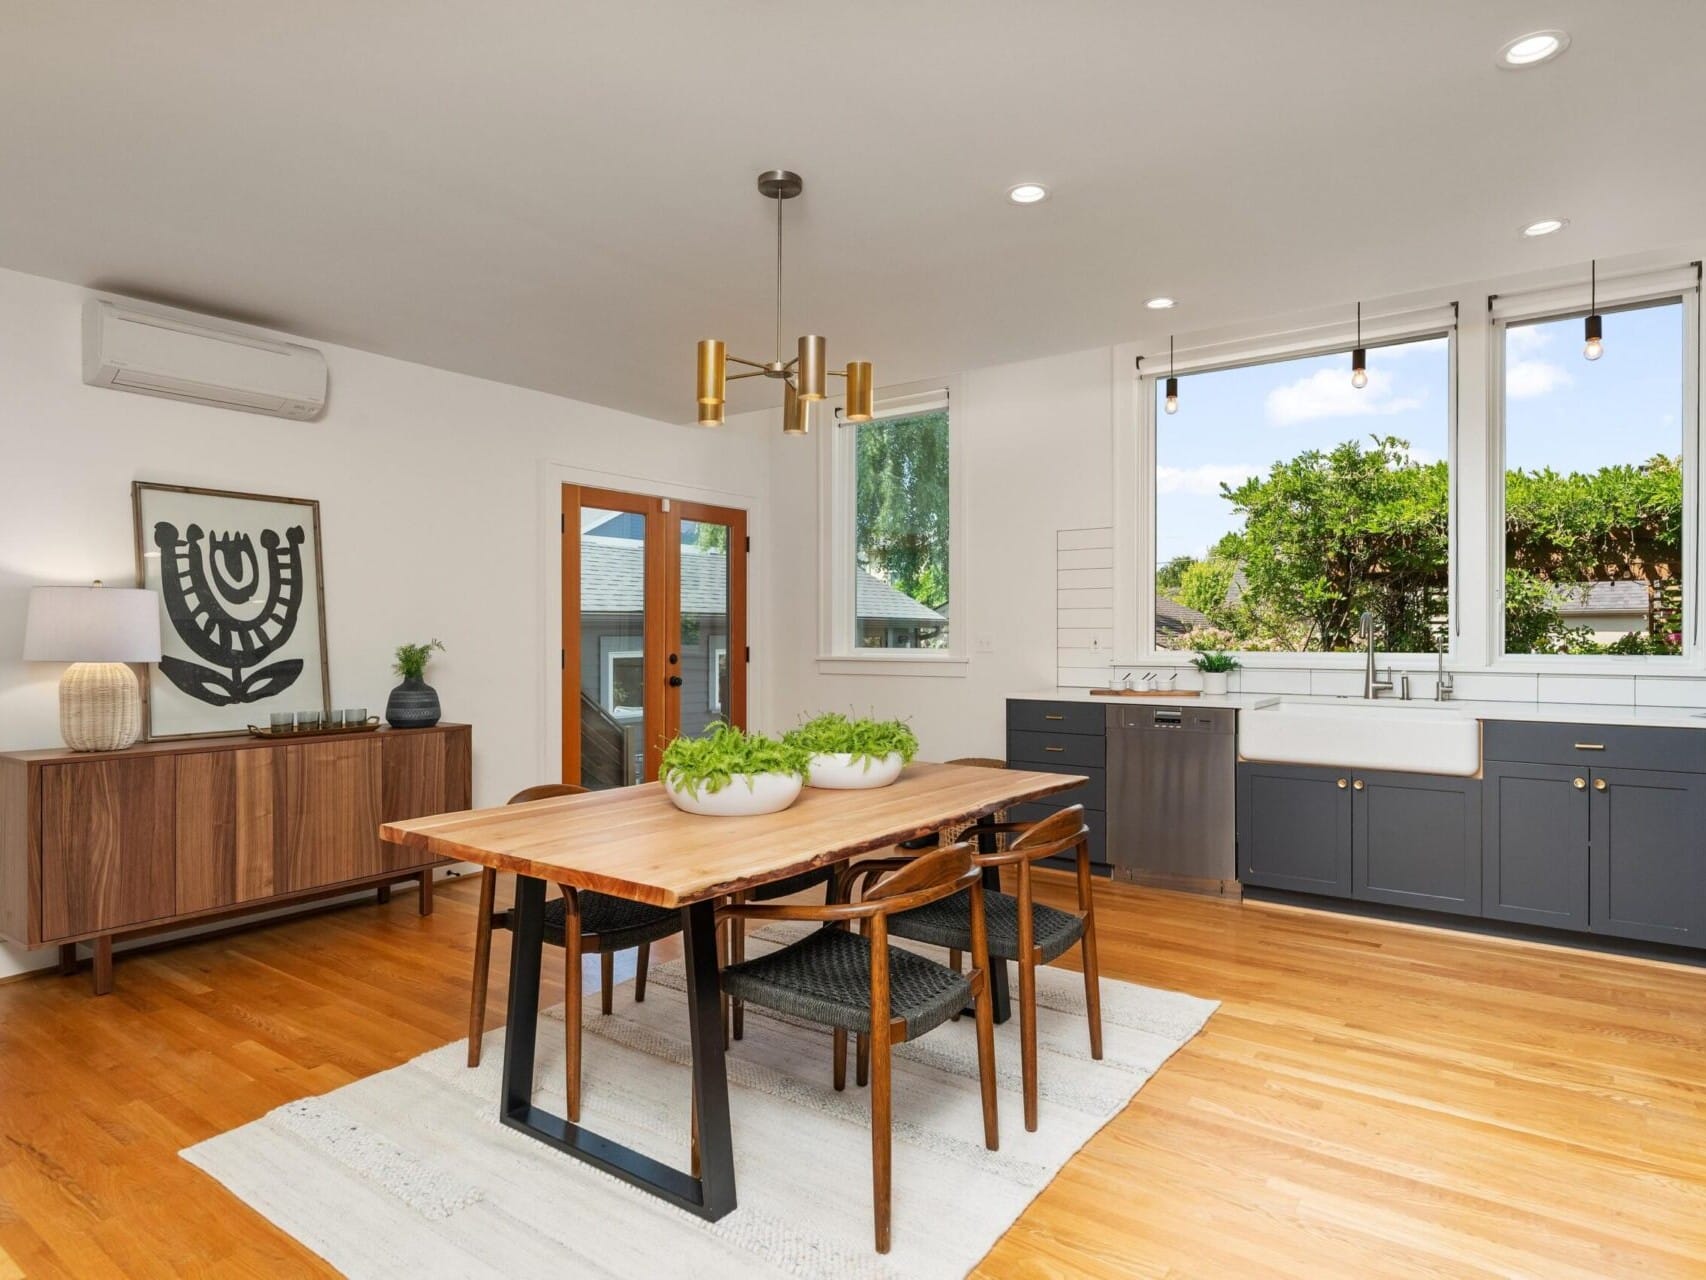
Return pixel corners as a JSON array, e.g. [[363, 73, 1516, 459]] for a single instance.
[[1633, 677, 1706, 708], [1057, 527, 1113, 551], [1057, 664, 1109, 689], [1535, 674, 1636, 706], [1234, 668, 1310, 695], [1447, 672, 1539, 702], [1308, 669, 1365, 698]]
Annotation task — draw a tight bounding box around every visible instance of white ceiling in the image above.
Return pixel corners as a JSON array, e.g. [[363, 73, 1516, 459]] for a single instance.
[[2, 1, 1703, 423]]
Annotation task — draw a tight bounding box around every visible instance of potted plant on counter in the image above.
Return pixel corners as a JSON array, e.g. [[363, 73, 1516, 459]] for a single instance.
[[786, 712, 919, 789], [1190, 647, 1239, 695], [386, 638, 446, 727], [661, 722, 811, 816]]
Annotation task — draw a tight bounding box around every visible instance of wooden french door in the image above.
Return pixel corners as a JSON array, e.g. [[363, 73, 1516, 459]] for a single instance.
[[561, 484, 748, 789]]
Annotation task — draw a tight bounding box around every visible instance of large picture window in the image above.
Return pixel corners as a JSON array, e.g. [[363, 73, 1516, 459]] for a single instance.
[[1500, 299, 1687, 657], [851, 405, 950, 650], [1153, 333, 1452, 653]]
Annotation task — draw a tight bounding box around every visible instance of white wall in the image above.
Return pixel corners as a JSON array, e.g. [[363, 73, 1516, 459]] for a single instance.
[[759, 346, 1117, 759], [0, 266, 770, 976]]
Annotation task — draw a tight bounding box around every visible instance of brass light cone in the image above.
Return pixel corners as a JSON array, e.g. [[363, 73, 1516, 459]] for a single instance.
[[797, 334, 827, 401], [696, 338, 726, 406], [783, 381, 809, 435], [844, 361, 873, 421], [698, 399, 725, 428]]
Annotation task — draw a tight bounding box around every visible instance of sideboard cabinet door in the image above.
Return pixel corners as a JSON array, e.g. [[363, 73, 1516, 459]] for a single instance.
[[176, 748, 280, 914], [40, 757, 177, 939], [280, 739, 384, 891]]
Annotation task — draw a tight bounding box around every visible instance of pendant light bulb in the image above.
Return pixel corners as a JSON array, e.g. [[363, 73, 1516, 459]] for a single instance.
[[1350, 303, 1368, 389], [1162, 336, 1179, 414], [1584, 261, 1604, 361]]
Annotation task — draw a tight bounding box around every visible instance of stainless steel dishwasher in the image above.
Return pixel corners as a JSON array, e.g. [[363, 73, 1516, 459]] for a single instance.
[[1106, 703, 1238, 895]]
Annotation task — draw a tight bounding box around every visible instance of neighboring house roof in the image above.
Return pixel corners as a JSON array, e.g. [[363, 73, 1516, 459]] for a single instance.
[[579, 537, 944, 623], [1223, 567, 1247, 608], [1155, 595, 1212, 636], [1555, 581, 1650, 616]]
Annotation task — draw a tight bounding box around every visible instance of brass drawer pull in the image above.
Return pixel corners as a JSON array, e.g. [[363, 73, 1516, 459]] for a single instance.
[[1336, 778, 1348, 789], [1044, 713, 1066, 721], [1352, 779, 1365, 791], [1573, 777, 1586, 789], [1044, 745, 1065, 752], [1574, 743, 1605, 751], [1594, 778, 1608, 791]]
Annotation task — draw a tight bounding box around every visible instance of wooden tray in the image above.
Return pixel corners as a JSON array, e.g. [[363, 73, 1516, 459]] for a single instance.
[[1087, 688, 1203, 698], [247, 717, 382, 740]]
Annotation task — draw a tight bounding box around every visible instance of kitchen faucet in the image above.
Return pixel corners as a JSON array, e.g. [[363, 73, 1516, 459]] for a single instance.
[[1435, 644, 1455, 702], [1360, 610, 1393, 699]]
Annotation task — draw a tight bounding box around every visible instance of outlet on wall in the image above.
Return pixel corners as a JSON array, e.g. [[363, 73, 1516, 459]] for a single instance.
[[976, 635, 995, 653]]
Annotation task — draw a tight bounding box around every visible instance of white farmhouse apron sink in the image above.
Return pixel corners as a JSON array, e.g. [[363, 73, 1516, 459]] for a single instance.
[[1237, 700, 1480, 776]]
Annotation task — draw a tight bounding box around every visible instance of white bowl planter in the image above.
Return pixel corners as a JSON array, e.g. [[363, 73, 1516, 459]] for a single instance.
[[663, 770, 803, 817], [805, 751, 905, 790], [1199, 671, 1231, 695]]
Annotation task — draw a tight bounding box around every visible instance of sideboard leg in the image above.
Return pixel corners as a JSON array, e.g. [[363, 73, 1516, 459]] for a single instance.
[[376, 884, 392, 905], [418, 869, 434, 916], [57, 943, 77, 976], [91, 935, 113, 995]]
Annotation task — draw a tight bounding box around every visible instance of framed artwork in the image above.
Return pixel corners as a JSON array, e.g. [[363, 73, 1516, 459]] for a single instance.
[[132, 481, 330, 739]]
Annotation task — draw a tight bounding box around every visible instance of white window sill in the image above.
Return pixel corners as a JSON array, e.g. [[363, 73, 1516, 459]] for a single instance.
[[815, 652, 970, 678]]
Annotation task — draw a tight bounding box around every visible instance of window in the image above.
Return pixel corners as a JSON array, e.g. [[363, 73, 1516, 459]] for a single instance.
[[1152, 332, 1452, 653], [601, 645, 644, 719], [1500, 298, 1688, 657], [850, 401, 950, 650], [710, 646, 727, 714]]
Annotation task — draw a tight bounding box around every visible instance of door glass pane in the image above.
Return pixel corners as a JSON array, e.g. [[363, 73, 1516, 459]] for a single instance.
[[680, 518, 731, 736], [579, 506, 646, 788]]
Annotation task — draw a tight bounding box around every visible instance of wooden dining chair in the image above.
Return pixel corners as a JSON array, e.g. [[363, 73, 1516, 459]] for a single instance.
[[467, 783, 686, 1123], [725, 865, 835, 1041], [885, 805, 1101, 1133], [718, 843, 999, 1254]]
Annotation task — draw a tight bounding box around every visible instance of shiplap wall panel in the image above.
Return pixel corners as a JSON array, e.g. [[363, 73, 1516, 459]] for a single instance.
[[1057, 527, 1114, 688]]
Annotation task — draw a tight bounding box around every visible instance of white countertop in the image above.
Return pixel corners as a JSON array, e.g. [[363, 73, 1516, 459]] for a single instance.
[[1010, 688, 1706, 729]]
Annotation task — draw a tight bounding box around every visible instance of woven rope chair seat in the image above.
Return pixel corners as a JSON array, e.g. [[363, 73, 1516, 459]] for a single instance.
[[722, 927, 971, 1040], [540, 893, 682, 952], [888, 887, 1085, 964]]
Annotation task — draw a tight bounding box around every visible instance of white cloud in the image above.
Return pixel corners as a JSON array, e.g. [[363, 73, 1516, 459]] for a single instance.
[[1507, 324, 1554, 355], [1156, 463, 1261, 495], [1265, 368, 1422, 426], [1506, 359, 1572, 399]]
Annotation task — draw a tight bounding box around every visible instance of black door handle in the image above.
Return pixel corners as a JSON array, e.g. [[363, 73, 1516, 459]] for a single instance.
[[667, 675, 684, 687]]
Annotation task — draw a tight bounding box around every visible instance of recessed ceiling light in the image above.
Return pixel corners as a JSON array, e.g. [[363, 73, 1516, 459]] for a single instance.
[[1521, 217, 1568, 238], [1007, 182, 1048, 205], [1497, 30, 1569, 69], [1144, 296, 1176, 310]]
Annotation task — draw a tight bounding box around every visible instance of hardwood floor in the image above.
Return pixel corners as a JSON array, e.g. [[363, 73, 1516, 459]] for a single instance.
[[1, 872, 1702, 1277]]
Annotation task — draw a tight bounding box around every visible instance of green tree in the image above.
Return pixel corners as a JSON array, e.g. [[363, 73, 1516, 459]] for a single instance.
[[855, 409, 949, 610], [1176, 558, 1235, 618], [1156, 554, 1196, 592]]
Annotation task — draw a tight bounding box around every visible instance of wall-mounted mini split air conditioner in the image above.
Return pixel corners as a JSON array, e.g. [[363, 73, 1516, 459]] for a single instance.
[[81, 298, 328, 420]]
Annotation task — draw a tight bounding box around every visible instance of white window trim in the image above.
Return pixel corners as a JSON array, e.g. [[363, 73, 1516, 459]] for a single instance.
[[710, 645, 727, 713], [601, 642, 644, 720], [817, 374, 968, 676], [1488, 283, 1702, 673], [1116, 310, 1461, 667]]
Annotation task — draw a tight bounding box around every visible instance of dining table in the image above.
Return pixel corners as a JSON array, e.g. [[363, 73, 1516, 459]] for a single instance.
[[379, 760, 1086, 1222]]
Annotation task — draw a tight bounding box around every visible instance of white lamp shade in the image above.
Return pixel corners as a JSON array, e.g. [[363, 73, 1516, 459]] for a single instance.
[[23, 585, 162, 663]]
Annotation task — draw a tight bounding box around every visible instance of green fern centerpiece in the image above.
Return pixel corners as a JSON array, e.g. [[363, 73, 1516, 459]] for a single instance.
[[660, 722, 810, 815], [786, 713, 919, 789]]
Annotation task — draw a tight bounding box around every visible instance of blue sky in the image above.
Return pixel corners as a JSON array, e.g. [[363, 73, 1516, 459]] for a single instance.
[[1155, 300, 1685, 564]]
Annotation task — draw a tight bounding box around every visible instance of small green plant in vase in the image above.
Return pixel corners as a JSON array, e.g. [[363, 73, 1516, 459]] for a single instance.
[[785, 712, 919, 789], [661, 722, 811, 816], [1189, 647, 1239, 695], [386, 638, 445, 728]]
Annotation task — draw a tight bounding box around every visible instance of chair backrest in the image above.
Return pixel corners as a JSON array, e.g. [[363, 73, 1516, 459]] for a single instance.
[[507, 783, 588, 806], [1007, 804, 1090, 863], [862, 841, 976, 915]]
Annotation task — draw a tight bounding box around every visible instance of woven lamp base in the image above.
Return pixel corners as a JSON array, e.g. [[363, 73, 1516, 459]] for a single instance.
[[60, 662, 143, 751]]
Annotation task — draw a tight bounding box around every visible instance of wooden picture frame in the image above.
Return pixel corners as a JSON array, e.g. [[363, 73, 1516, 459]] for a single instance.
[[131, 481, 331, 740]]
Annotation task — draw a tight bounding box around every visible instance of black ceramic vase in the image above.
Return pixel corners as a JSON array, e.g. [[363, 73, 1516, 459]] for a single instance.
[[385, 677, 442, 728]]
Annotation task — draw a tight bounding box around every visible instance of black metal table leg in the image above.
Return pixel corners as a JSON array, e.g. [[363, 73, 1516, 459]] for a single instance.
[[498, 877, 736, 1220], [977, 818, 1012, 1025]]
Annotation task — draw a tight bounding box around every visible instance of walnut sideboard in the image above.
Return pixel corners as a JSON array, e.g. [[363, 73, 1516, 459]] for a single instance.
[[0, 723, 471, 993]]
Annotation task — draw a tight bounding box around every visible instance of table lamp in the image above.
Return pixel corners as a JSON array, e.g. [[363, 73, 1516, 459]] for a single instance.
[[23, 581, 162, 751]]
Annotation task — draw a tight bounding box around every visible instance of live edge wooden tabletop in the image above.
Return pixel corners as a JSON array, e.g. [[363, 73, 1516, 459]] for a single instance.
[[380, 761, 1085, 908]]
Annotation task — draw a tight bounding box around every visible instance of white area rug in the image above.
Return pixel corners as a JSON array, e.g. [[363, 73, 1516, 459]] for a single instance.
[[183, 926, 1216, 1279]]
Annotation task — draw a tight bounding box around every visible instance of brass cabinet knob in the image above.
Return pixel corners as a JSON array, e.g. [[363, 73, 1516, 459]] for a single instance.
[[1337, 777, 1348, 788], [1352, 779, 1365, 791], [1594, 777, 1608, 791], [1573, 777, 1586, 789]]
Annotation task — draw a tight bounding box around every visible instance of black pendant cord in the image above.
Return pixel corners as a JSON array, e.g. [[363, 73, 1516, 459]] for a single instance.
[[1356, 301, 1362, 348], [1170, 335, 1175, 378], [1591, 259, 1596, 314]]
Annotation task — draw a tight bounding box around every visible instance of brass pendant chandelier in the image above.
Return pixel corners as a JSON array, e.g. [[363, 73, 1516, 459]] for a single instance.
[[696, 170, 873, 434]]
